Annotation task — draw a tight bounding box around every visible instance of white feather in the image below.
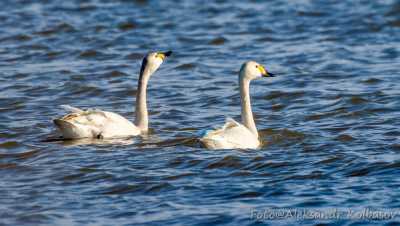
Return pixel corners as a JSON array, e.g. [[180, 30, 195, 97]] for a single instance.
[[54, 107, 140, 139], [200, 118, 260, 150]]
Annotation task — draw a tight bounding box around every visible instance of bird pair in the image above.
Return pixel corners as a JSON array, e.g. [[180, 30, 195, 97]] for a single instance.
[[53, 51, 275, 150]]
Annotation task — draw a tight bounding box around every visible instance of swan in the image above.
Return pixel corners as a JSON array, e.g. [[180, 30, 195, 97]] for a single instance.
[[200, 61, 275, 150], [53, 51, 172, 139]]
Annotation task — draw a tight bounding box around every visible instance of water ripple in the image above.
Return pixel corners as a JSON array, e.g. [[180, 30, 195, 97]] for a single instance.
[[1, 0, 400, 225]]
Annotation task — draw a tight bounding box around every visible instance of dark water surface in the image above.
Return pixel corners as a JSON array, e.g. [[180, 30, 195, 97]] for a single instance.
[[1, 0, 400, 225]]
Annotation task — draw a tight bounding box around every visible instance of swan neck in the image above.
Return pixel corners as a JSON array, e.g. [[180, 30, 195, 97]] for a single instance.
[[239, 77, 258, 137], [135, 69, 150, 132]]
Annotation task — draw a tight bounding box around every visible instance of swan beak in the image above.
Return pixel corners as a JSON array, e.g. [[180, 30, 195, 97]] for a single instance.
[[259, 65, 275, 77], [157, 51, 172, 60], [266, 72, 275, 77]]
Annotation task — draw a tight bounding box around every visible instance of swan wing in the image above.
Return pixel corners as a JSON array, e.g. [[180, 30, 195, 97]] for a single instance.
[[201, 118, 260, 150], [54, 107, 140, 139]]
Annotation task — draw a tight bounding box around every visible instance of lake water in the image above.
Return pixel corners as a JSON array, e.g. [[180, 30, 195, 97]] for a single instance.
[[1, 0, 400, 225]]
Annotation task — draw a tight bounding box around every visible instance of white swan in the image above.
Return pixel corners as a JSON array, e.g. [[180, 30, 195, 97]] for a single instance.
[[53, 51, 172, 139], [200, 61, 275, 150]]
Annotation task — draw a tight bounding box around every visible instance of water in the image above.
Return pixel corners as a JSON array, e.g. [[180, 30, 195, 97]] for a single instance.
[[1, 0, 400, 225]]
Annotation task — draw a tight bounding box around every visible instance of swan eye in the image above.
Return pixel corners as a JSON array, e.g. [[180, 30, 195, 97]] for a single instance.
[[255, 65, 258, 68]]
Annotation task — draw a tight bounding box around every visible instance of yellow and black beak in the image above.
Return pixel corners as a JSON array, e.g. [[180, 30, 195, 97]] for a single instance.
[[157, 51, 172, 60], [258, 64, 275, 77], [266, 72, 275, 77]]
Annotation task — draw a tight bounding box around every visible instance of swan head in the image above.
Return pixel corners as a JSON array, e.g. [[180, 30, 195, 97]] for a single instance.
[[140, 51, 172, 77], [240, 61, 275, 80]]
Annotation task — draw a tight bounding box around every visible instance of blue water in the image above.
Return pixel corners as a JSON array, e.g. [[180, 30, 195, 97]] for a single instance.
[[1, 0, 400, 225]]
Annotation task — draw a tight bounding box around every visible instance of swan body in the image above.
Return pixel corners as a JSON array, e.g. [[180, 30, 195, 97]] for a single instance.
[[200, 61, 275, 150], [201, 118, 260, 149], [53, 51, 172, 139], [54, 106, 140, 139]]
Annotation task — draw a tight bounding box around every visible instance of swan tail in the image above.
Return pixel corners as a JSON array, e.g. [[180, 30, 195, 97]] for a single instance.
[[199, 128, 226, 150], [199, 136, 225, 150], [60, 105, 84, 113], [53, 119, 94, 139], [197, 129, 214, 138]]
